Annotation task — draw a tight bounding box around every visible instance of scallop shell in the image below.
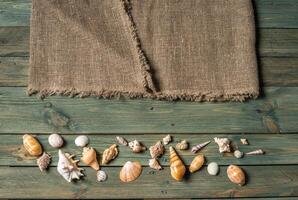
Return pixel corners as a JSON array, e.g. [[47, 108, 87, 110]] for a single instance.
[[149, 141, 164, 158], [48, 133, 64, 148], [120, 161, 142, 182], [176, 140, 189, 150], [97, 170, 107, 182], [162, 134, 172, 145], [240, 138, 249, 145], [246, 149, 265, 155], [75, 135, 89, 147], [57, 150, 84, 182], [169, 146, 186, 181], [128, 140, 146, 153], [23, 134, 43, 156], [116, 136, 128, 146], [37, 152, 51, 172], [207, 162, 219, 175], [189, 154, 205, 173], [149, 158, 162, 170], [102, 144, 118, 164], [214, 137, 231, 153], [191, 141, 210, 154], [234, 150, 244, 159], [227, 165, 246, 186], [81, 147, 100, 171]]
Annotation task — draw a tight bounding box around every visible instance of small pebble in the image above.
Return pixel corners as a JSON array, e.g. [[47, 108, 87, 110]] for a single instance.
[[234, 150, 244, 159], [75, 135, 89, 147], [207, 162, 219, 175]]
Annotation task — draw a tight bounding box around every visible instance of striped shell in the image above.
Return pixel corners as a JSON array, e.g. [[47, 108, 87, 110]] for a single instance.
[[23, 134, 43, 156], [227, 165, 246, 186], [120, 161, 142, 182], [169, 147, 186, 181]]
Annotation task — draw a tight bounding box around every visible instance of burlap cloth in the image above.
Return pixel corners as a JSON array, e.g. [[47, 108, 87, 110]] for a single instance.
[[28, 0, 259, 102]]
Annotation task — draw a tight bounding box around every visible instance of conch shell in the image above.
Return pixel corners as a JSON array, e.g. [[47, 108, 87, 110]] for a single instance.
[[162, 134, 172, 145], [246, 149, 264, 155], [191, 141, 210, 154], [57, 150, 84, 182], [128, 140, 146, 153], [176, 140, 189, 150], [169, 146, 186, 181], [214, 137, 231, 153], [149, 141, 164, 158], [120, 161, 142, 182], [227, 165, 246, 186], [116, 136, 128, 146], [102, 144, 118, 164], [149, 158, 162, 170], [189, 154, 205, 173], [37, 152, 51, 172], [23, 134, 43, 156], [81, 147, 100, 171]]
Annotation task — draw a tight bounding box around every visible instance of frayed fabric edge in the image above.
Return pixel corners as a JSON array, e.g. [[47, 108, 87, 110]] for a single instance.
[[27, 87, 259, 102]]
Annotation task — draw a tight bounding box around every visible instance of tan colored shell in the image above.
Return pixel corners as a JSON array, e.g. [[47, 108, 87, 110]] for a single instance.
[[149, 141, 165, 158], [116, 136, 128, 146], [176, 140, 189, 150], [149, 158, 162, 170], [214, 137, 231, 153], [240, 138, 249, 145], [37, 152, 51, 171], [120, 161, 142, 182], [23, 134, 43, 156], [128, 140, 146, 153], [169, 147, 186, 181], [102, 144, 118, 164], [81, 147, 100, 171], [189, 154, 205, 173], [227, 165, 246, 186], [163, 134, 172, 145]]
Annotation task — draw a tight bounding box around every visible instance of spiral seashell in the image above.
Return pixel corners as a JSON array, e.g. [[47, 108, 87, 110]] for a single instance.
[[128, 140, 146, 153], [75, 135, 89, 147], [234, 150, 244, 159], [102, 144, 119, 164], [149, 158, 162, 170], [120, 161, 142, 182], [97, 170, 107, 182], [116, 136, 128, 146], [227, 165, 246, 186], [214, 137, 231, 153], [191, 141, 210, 154], [81, 147, 100, 171], [169, 146, 186, 181], [23, 134, 43, 156], [37, 152, 51, 172], [240, 138, 249, 145], [48, 133, 64, 148], [245, 149, 265, 155], [162, 134, 172, 145], [176, 140, 189, 150], [149, 141, 164, 158], [189, 154, 205, 173]]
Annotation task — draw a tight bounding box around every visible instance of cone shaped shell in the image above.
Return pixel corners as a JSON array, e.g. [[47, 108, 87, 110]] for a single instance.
[[227, 165, 246, 186], [169, 147, 186, 181], [189, 154, 205, 173], [120, 161, 142, 182], [23, 134, 43, 156], [81, 147, 99, 171]]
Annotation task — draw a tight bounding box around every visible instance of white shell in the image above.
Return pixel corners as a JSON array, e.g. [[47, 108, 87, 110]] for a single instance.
[[214, 137, 231, 153], [162, 134, 172, 145], [207, 162, 219, 175], [149, 158, 162, 170], [37, 152, 51, 171], [75, 135, 89, 147], [246, 149, 265, 155], [116, 136, 128, 146], [97, 170, 107, 182], [240, 138, 249, 145], [48, 133, 64, 148], [234, 150, 244, 159]]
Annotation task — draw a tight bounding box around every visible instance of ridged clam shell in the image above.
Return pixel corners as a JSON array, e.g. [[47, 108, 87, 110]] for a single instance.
[[227, 165, 246, 186], [102, 144, 118, 164], [75, 135, 89, 147], [214, 137, 231, 153], [23, 134, 43, 156], [48, 133, 64, 148], [81, 147, 99, 171], [169, 147, 186, 181], [116, 136, 128, 146], [97, 170, 107, 182], [120, 161, 142, 182], [176, 140, 189, 150], [162, 134, 172, 145], [149, 158, 162, 170], [189, 154, 205, 173], [149, 141, 164, 158], [37, 152, 51, 172]]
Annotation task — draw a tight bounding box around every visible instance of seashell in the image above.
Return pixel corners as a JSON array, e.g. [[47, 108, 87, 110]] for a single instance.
[[128, 140, 146, 153], [57, 150, 84, 182], [245, 149, 265, 155], [234, 150, 244, 159], [191, 141, 210, 154], [81, 147, 99, 171], [102, 144, 119, 164], [207, 162, 219, 175], [227, 165, 246, 186], [48, 133, 64, 148], [149, 141, 165, 158], [116, 136, 128, 146], [75, 135, 89, 147], [169, 146, 186, 181], [37, 152, 51, 172], [240, 138, 249, 145], [97, 170, 107, 182], [176, 140, 189, 150], [189, 154, 205, 173], [120, 161, 142, 182], [149, 158, 162, 170], [23, 134, 43, 156], [162, 134, 172, 145], [214, 137, 231, 153]]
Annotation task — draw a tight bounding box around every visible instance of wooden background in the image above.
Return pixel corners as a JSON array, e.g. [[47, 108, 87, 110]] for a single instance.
[[0, 0, 298, 199]]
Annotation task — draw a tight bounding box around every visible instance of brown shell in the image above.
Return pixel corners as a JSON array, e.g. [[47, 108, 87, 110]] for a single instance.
[[149, 141, 165, 158], [227, 165, 246, 186], [120, 161, 142, 182], [23, 134, 43, 156], [169, 146, 186, 181], [81, 147, 100, 171], [189, 154, 205, 173], [102, 144, 118, 164]]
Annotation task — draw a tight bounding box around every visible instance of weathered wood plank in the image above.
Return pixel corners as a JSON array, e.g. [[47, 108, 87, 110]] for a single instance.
[[0, 166, 297, 199], [1, 134, 298, 166], [0, 57, 28, 86], [0, 87, 297, 134], [1, 0, 298, 28]]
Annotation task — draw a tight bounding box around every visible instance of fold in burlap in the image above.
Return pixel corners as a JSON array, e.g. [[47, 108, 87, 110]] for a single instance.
[[29, 0, 259, 102]]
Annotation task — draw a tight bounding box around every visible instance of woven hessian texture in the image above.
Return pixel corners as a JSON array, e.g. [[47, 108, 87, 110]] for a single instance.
[[29, 0, 259, 102]]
